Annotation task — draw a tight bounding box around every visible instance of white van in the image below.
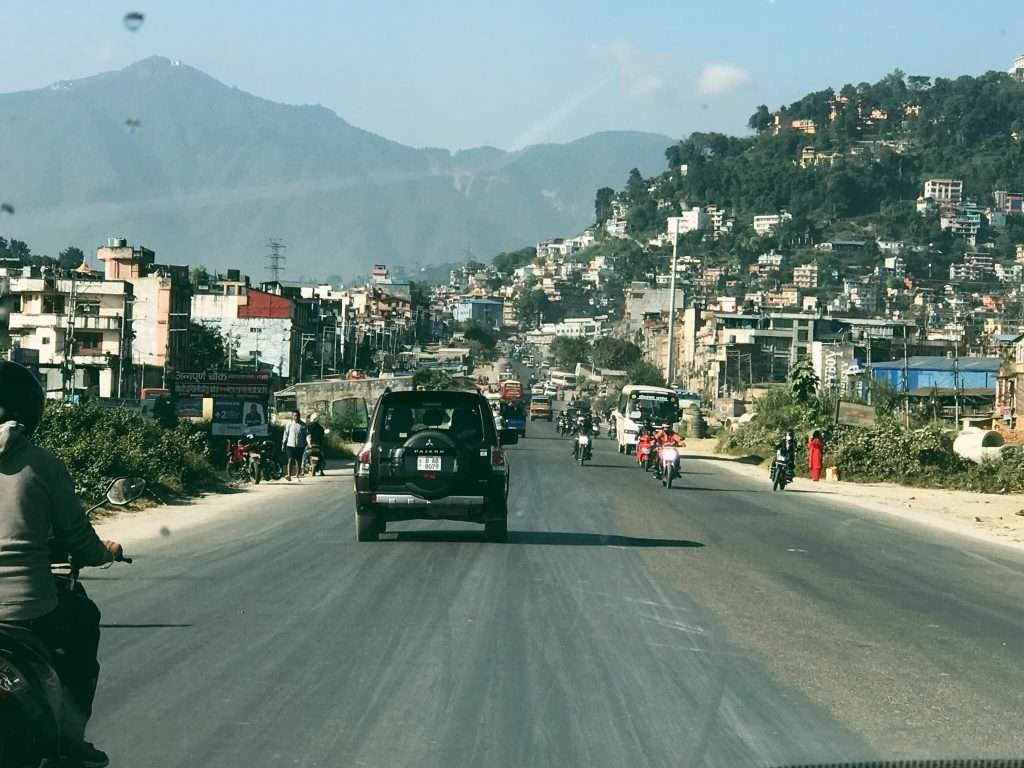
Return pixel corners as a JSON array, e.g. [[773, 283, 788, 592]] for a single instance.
[[613, 385, 680, 454], [549, 370, 578, 391]]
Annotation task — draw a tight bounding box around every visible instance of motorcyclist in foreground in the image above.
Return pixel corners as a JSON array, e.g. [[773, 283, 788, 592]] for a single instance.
[[571, 411, 594, 458], [0, 361, 125, 768], [653, 423, 685, 479]]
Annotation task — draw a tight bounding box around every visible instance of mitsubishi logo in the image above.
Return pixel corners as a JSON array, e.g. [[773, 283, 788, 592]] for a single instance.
[[424, 439, 434, 447]]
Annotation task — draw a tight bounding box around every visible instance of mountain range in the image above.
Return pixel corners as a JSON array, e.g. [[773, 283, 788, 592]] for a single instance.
[[0, 57, 673, 279]]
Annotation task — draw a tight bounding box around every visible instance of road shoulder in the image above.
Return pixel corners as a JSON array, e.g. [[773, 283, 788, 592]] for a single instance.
[[94, 470, 351, 546], [684, 438, 1024, 552]]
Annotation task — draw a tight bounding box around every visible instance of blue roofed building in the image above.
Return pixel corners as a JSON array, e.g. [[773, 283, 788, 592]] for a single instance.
[[871, 356, 1001, 392]]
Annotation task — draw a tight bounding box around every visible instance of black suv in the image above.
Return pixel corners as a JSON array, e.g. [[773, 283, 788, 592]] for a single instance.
[[353, 389, 518, 542]]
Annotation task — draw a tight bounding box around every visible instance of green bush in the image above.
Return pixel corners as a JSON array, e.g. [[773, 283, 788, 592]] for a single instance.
[[717, 388, 1024, 493], [34, 402, 218, 504]]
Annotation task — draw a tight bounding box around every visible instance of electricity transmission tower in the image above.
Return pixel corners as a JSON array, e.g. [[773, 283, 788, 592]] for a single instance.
[[265, 239, 287, 282]]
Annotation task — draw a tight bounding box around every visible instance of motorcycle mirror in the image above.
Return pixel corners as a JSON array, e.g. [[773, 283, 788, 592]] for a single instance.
[[106, 476, 147, 506]]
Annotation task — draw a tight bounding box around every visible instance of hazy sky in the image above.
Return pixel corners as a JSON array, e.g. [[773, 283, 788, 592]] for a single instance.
[[2, 1, 1022, 150]]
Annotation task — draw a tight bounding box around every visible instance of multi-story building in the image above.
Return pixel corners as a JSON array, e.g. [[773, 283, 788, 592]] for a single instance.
[[96, 237, 191, 386], [752, 212, 792, 236], [994, 190, 1024, 215], [7, 269, 132, 398], [703, 205, 734, 237], [192, 278, 308, 380], [1010, 53, 1024, 81], [939, 204, 983, 246], [605, 218, 627, 238], [622, 283, 685, 330], [882, 256, 906, 278], [765, 285, 800, 308], [453, 298, 503, 329], [923, 178, 963, 204], [667, 207, 709, 236], [793, 263, 819, 289], [949, 252, 996, 282], [540, 317, 604, 338]]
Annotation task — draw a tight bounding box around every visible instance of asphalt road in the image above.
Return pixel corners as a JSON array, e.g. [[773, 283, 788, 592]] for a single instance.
[[82, 418, 1024, 767]]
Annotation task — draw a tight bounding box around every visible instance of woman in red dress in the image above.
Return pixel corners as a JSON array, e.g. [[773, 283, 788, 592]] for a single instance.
[[808, 430, 824, 481]]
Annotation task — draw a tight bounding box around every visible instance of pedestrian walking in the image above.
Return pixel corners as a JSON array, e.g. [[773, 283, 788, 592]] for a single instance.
[[282, 410, 307, 481], [808, 430, 824, 482]]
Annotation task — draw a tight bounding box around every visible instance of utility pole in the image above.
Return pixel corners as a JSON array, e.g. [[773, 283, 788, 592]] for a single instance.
[[265, 239, 287, 283], [901, 335, 910, 427], [954, 336, 961, 426], [62, 271, 78, 402], [666, 224, 679, 386]]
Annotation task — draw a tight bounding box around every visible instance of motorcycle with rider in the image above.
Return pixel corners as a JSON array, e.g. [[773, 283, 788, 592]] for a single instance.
[[0, 361, 130, 768], [653, 423, 685, 488], [571, 412, 594, 465]]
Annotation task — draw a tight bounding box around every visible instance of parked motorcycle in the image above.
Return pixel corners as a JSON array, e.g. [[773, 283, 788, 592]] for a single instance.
[[0, 477, 143, 768], [225, 437, 254, 483], [256, 440, 284, 482], [770, 451, 794, 491]]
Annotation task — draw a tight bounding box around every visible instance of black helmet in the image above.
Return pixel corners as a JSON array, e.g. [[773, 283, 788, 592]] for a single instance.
[[0, 361, 45, 437]]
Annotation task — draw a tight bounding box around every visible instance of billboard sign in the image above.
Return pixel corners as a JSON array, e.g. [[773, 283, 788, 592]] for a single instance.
[[172, 371, 273, 400]]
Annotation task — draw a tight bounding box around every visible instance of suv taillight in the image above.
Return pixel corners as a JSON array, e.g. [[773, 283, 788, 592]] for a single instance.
[[357, 444, 372, 475], [490, 448, 505, 469]]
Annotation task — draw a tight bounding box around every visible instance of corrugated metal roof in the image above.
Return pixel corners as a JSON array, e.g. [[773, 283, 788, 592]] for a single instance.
[[871, 356, 1002, 372]]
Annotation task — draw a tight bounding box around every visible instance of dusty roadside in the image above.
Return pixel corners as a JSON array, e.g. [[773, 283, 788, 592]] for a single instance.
[[94, 470, 350, 546], [684, 437, 1024, 551]]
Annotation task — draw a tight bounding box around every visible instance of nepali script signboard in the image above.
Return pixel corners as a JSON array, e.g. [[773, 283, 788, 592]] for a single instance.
[[172, 371, 273, 437]]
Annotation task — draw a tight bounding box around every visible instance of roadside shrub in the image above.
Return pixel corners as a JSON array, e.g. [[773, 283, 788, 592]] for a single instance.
[[716, 389, 1024, 493], [35, 402, 218, 504]]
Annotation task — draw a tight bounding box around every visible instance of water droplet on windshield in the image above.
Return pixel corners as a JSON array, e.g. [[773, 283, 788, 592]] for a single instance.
[[124, 117, 142, 133], [123, 12, 145, 31], [1, 203, 14, 215]]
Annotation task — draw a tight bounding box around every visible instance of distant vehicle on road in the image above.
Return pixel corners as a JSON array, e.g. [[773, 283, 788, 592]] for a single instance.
[[500, 379, 523, 402], [502, 401, 527, 437], [613, 385, 680, 454], [353, 389, 518, 542], [550, 370, 577, 391], [529, 395, 553, 421]]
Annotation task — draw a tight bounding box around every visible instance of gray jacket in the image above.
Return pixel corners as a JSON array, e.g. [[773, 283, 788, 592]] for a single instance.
[[0, 421, 111, 621]]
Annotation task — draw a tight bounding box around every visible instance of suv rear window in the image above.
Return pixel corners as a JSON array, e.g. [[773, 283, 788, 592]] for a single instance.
[[378, 397, 488, 444]]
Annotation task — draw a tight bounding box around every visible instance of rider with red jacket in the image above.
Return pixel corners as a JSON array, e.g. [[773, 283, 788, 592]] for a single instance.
[[654, 424, 684, 448]]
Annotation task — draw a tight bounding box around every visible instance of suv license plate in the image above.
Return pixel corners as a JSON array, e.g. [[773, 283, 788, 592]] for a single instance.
[[417, 456, 442, 472]]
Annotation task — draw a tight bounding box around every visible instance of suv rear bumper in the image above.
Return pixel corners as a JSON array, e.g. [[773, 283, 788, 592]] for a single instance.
[[355, 489, 505, 523]]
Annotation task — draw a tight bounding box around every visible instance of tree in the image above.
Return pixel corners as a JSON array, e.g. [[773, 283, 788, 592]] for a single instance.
[[460, 320, 497, 350], [789, 358, 819, 403], [58, 246, 84, 270], [493, 247, 535, 274], [188, 322, 228, 370], [626, 360, 665, 387], [190, 265, 211, 289], [595, 187, 615, 224], [625, 168, 646, 203], [413, 368, 454, 391], [515, 287, 548, 329], [748, 104, 772, 133], [549, 337, 591, 370], [591, 336, 642, 370]]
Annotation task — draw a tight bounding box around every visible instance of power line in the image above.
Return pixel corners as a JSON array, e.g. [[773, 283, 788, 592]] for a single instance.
[[265, 238, 287, 282]]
